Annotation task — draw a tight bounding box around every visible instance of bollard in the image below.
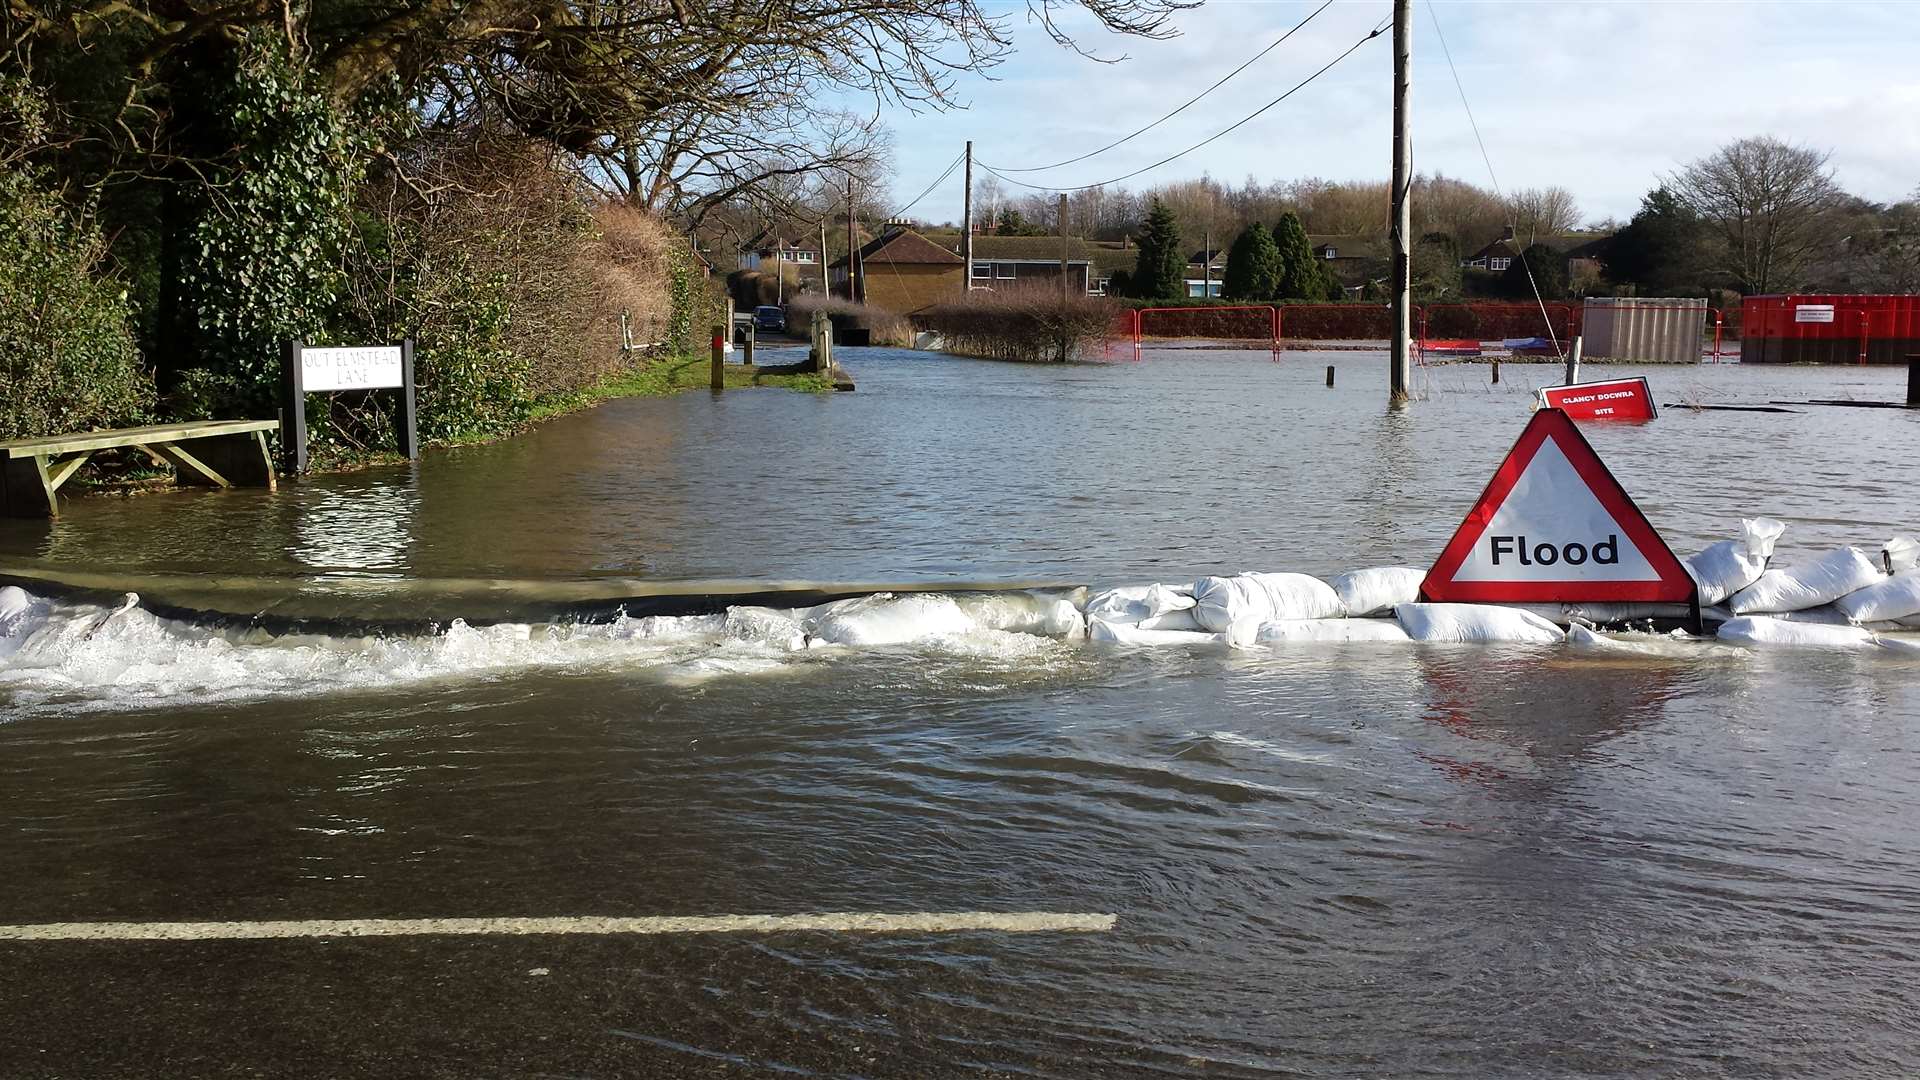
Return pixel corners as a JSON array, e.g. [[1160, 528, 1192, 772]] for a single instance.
[[1326, 365, 1335, 388], [744, 323, 756, 368], [1909, 356, 1918, 407], [1491, 359, 1501, 384], [710, 324, 725, 391], [1565, 335, 1583, 385]]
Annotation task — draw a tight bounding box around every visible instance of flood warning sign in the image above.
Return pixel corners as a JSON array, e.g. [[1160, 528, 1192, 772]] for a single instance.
[[1421, 409, 1696, 604]]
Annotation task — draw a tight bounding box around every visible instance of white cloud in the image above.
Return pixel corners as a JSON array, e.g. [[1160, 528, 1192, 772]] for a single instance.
[[868, 0, 1919, 225]]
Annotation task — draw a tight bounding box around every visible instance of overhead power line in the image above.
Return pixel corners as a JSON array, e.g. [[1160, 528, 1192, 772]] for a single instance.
[[875, 149, 967, 222], [993, 0, 1337, 174], [1424, 0, 1561, 356], [978, 13, 1391, 195]]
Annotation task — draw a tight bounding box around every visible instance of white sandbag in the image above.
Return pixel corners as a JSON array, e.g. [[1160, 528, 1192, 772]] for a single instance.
[[1136, 608, 1205, 632], [1727, 547, 1883, 614], [804, 593, 975, 646], [1716, 615, 1877, 650], [1191, 573, 1344, 632], [1684, 517, 1786, 606], [1882, 536, 1919, 574], [1567, 625, 1720, 657], [1087, 618, 1223, 647], [1834, 570, 1920, 624], [1084, 583, 1195, 625], [956, 591, 1086, 638], [1254, 618, 1411, 644], [1328, 567, 1425, 617], [1879, 636, 1920, 656], [0, 585, 46, 659], [1394, 603, 1565, 644]]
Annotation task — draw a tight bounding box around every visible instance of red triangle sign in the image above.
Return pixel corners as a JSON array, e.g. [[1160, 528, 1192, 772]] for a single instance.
[[1420, 409, 1697, 605]]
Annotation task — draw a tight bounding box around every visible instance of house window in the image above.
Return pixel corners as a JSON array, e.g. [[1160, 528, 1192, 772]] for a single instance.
[[1489, 257, 1511, 271], [795, 251, 816, 263], [1093, 278, 1109, 296], [1323, 247, 1337, 259], [971, 262, 990, 279], [995, 263, 1015, 279]]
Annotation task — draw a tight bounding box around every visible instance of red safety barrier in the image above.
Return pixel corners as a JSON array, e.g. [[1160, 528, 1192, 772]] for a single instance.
[[1133, 305, 1281, 360]]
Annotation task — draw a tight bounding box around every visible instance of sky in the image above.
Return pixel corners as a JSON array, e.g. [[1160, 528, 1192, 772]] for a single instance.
[[862, 0, 1920, 227]]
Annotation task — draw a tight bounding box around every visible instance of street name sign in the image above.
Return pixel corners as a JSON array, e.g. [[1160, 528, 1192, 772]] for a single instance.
[[300, 345, 404, 392], [280, 339, 418, 474], [1420, 408, 1696, 606], [1536, 377, 1657, 422]]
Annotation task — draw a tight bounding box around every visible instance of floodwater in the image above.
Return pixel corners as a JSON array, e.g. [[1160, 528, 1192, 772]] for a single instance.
[[2, 347, 1918, 1077]]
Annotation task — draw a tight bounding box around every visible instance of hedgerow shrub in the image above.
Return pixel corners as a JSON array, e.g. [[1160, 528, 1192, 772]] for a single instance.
[[784, 296, 914, 347], [919, 292, 1120, 362], [0, 80, 151, 440]]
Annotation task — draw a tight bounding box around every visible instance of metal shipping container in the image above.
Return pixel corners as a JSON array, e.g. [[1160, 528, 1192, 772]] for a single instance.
[[1581, 297, 1708, 364], [1742, 294, 1920, 364]]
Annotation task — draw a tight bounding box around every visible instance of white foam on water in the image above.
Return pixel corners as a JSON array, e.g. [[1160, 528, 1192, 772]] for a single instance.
[[0, 589, 1083, 716]]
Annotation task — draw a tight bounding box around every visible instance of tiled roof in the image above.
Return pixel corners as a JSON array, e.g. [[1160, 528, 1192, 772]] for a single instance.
[[830, 228, 964, 269]]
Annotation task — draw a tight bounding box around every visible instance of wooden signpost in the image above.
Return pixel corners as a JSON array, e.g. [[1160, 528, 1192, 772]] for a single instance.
[[281, 340, 418, 474]]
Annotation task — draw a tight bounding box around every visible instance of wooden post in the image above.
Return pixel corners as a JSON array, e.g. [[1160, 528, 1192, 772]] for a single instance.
[[962, 141, 973, 298], [1059, 193, 1070, 301], [1491, 358, 1501, 384], [1325, 365, 1335, 387], [1908, 356, 1918, 406], [1388, 0, 1413, 405], [846, 176, 859, 304], [710, 324, 725, 390], [280, 338, 308, 475], [1566, 334, 1583, 385], [395, 338, 418, 460], [744, 323, 756, 368]]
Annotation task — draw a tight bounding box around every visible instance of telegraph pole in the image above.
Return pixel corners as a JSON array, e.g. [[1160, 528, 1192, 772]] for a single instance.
[[846, 175, 859, 303], [962, 141, 973, 296], [819, 219, 829, 295], [1389, 0, 1413, 404], [1059, 193, 1070, 300]]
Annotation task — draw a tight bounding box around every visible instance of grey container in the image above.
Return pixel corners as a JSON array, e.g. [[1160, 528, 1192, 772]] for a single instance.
[[1581, 297, 1708, 364]]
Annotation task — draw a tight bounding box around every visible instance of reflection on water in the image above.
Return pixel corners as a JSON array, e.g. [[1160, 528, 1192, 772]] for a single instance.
[[292, 484, 419, 571]]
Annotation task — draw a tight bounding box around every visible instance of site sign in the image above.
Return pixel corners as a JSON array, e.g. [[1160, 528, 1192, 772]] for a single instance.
[[1536, 377, 1657, 422], [1420, 408, 1697, 605], [1794, 304, 1836, 323]]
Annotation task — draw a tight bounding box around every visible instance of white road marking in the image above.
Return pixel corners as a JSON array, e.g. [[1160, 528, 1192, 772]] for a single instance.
[[0, 911, 1117, 942]]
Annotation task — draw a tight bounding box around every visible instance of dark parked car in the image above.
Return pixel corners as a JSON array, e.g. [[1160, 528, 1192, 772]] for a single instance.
[[753, 306, 785, 333]]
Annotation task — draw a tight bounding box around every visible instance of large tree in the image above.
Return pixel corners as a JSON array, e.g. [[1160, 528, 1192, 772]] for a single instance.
[[1667, 136, 1842, 294], [1605, 186, 1708, 295], [1132, 197, 1184, 300], [1501, 243, 1569, 300], [1221, 221, 1279, 300]]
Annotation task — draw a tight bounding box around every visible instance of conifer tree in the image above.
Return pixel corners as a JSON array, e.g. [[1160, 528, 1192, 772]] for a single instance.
[[1133, 198, 1186, 300], [1271, 211, 1321, 300], [1222, 222, 1281, 300]]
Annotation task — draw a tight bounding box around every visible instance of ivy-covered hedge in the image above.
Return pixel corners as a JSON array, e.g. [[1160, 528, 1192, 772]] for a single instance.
[[0, 82, 150, 441]]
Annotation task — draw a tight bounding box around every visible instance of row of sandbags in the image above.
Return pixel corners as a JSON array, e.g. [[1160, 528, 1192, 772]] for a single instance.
[[1084, 572, 1572, 646], [1081, 519, 1920, 651]]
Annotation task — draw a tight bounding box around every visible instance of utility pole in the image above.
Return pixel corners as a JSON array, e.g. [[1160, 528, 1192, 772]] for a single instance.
[[962, 141, 973, 296], [1059, 193, 1070, 300], [1389, 0, 1413, 404], [819, 219, 829, 294], [846, 175, 860, 304]]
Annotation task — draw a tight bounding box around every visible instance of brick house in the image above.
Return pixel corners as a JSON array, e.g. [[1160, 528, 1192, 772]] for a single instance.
[[830, 227, 964, 314]]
